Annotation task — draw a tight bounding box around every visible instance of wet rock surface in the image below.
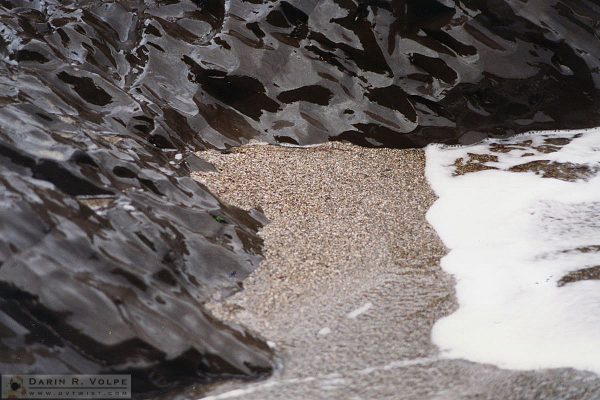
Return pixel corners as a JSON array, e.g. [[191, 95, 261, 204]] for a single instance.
[[1, 0, 600, 395]]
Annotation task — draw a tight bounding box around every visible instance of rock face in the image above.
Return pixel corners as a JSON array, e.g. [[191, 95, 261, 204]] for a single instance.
[[0, 0, 599, 394]]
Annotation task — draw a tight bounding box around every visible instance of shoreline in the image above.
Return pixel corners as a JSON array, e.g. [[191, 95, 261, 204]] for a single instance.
[[191, 142, 600, 399]]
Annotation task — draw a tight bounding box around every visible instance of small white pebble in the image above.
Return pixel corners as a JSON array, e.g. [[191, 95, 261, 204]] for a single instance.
[[347, 302, 373, 319], [318, 327, 331, 336]]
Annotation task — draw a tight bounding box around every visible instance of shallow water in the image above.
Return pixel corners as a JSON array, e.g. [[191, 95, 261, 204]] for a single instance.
[[426, 128, 600, 375], [1, 0, 600, 395]]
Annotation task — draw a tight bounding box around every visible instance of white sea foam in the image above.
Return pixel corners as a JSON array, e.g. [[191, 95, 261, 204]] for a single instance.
[[425, 128, 600, 375]]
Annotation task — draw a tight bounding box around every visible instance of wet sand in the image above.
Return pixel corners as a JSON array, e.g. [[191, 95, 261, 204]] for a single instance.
[[192, 143, 600, 400]]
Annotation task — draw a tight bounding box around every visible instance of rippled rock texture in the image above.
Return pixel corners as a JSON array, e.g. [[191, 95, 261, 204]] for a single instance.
[[1, 0, 599, 394]]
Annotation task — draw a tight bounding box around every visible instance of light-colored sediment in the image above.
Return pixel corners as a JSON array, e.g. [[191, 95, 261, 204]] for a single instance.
[[190, 142, 600, 400]]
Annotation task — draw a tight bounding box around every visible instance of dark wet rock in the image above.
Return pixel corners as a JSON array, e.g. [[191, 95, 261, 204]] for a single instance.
[[0, 0, 600, 395], [0, 143, 274, 393], [0, 0, 278, 389], [184, 153, 218, 173]]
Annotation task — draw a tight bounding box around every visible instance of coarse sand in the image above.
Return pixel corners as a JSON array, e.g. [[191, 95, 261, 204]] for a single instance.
[[190, 142, 600, 400]]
